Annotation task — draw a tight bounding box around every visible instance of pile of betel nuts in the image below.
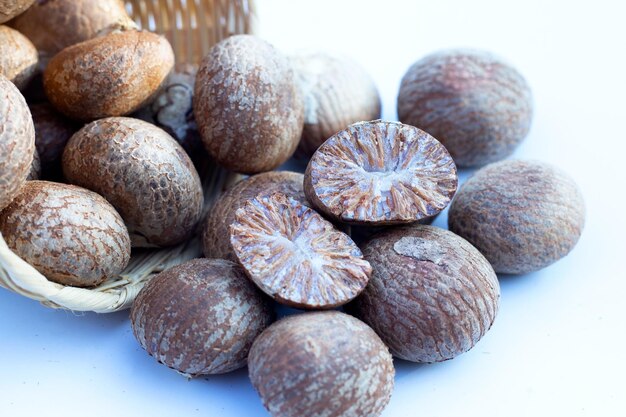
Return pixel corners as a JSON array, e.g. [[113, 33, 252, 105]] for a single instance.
[[0, 1, 586, 416]]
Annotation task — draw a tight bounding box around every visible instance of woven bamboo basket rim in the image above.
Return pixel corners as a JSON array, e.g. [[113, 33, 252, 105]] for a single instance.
[[126, 0, 258, 65], [0, 164, 242, 313], [0, 0, 255, 313]]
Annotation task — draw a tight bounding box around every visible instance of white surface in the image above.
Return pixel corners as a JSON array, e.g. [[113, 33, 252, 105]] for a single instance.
[[2, 1, 625, 416]]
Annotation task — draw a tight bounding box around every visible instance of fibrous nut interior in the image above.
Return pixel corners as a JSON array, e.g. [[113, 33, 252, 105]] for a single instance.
[[305, 120, 458, 225], [230, 192, 371, 309]]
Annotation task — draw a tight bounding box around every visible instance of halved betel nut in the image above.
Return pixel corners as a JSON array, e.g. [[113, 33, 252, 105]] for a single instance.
[[229, 192, 371, 309], [304, 120, 458, 225]]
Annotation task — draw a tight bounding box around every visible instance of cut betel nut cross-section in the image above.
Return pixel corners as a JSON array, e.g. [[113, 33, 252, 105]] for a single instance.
[[229, 192, 372, 309], [304, 120, 458, 225]]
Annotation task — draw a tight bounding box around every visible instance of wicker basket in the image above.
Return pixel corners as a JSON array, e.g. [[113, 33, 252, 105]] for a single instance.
[[0, 0, 255, 313]]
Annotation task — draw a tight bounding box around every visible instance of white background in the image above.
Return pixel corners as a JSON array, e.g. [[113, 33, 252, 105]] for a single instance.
[[2, 0, 625, 416]]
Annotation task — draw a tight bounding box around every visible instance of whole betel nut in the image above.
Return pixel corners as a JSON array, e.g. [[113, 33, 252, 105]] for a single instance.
[[0, 0, 35, 24], [194, 35, 304, 174], [291, 52, 381, 158], [0, 181, 131, 287], [351, 225, 500, 363], [62, 117, 204, 248], [397, 49, 533, 167], [249, 311, 394, 417], [0, 25, 38, 90], [203, 171, 306, 262], [304, 120, 458, 225], [9, 0, 132, 66], [43, 29, 174, 120], [230, 193, 371, 309], [448, 160, 585, 274], [0, 74, 34, 211], [131, 258, 274, 377], [30, 103, 79, 178]]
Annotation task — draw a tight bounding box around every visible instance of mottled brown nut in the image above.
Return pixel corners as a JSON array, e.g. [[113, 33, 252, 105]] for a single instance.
[[43, 29, 174, 121], [0, 25, 38, 90], [0, 181, 131, 287], [194, 35, 304, 174], [26, 149, 40, 180], [0, 74, 34, 210], [292, 52, 381, 158], [249, 311, 394, 417], [62, 117, 204, 248], [134, 63, 206, 162], [351, 225, 500, 363], [203, 171, 306, 262], [397, 49, 533, 167], [29, 103, 79, 178], [304, 120, 458, 225], [230, 192, 371, 309], [448, 160, 585, 274], [131, 258, 274, 377], [0, 0, 35, 24], [9, 0, 132, 67]]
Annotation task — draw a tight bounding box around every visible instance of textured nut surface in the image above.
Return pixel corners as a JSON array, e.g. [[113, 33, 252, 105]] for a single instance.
[[304, 120, 458, 225], [203, 171, 306, 262], [30, 102, 78, 177], [230, 193, 371, 309], [131, 258, 274, 377], [0, 75, 34, 210], [62, 117, 204, 248], [351, 225, 500, 363], [292, 52, 381, 158], [0, 181, 131, 287], [9, 0, 131, 64], [448, 160, 585, 274], [43, 29, 174, 120], [0, 0, 35, 23], [26, 149, 40, 180], [194, 35, 304, 173], [249, 311, 394, 417], [0, 25, 38, 90], [397, 49, 533, 167], [134, 63, 205, 161]]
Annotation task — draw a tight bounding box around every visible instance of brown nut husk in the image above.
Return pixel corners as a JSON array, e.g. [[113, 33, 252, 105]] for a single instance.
[[351, 225, 500, 363], [29, 102, 79, 178], [448, 159, 586, 274], [249, 311, 394, 417], [9, 0, 132, 67], [202, 171, 306, 262], [0, 0, 35, 24], [43, 29, 174, 121], [131, 258, 274, 377], [230, 193, 371, 309], [0, 25, 38, 90], [62, 117, 204, 248], [0, 181, 131, 287], [292, 52, 381, 158], [0, 74, 34, 210], [397, 49, 533, 167], [194, 35, 304, 174], [304, 120, 458, 225], [134, 63, 206, 162]]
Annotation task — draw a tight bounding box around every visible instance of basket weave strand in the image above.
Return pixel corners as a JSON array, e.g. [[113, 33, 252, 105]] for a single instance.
[[0, 0, 254, 312], [126, 0, 257, 65]]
